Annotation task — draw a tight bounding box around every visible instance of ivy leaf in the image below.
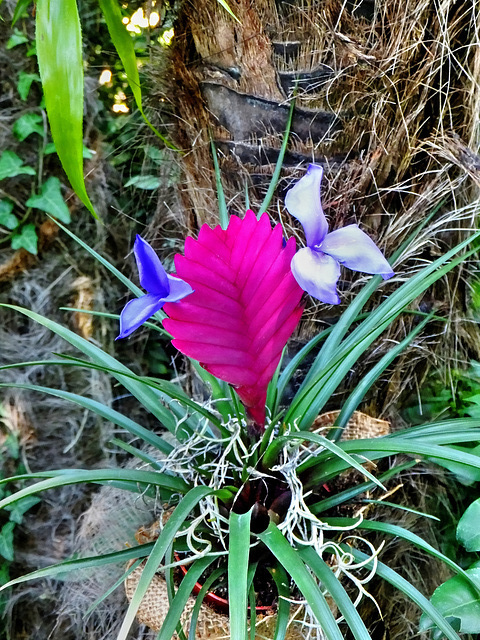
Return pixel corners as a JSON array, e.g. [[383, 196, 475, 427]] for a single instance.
[[26, 177, 71, 223], [0, 151, 36, 181], [17, 71, 41, 101], [124, 175, 161, 190], [0, 201, 19, 230], [457, 498, 480, 551], [419, 563, 480, 637], [4, 496, 41, 524], [6, 28, 28, 49], [11, 224, 38, 255], [0, 522, 15, 562], [13, 113, 44, 141]]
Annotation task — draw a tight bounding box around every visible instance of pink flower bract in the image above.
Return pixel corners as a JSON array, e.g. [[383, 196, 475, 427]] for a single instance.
[[163, 211, 304, 427]]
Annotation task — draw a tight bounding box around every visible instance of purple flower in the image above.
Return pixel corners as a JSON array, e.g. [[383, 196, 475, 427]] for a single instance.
[[117, 235, 193, 339], [285, 164, 394, 304]]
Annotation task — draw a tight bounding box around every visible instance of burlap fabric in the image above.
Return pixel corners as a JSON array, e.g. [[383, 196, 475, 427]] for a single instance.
[[125, 411, 390, 636]]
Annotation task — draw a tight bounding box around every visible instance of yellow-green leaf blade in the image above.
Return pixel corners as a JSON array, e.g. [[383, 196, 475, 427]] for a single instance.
[[36, 0, 97, 218]]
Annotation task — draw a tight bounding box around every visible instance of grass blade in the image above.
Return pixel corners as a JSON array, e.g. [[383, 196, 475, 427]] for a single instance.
[[262, 432, 386, 490], [297, 546, 372, 640], [36, 0, 97, 218], [0, 469, 189, 511], [0, 380, 173, 454], [188, 567, 226, 640], [98, 0, 178, 149], [329, 313, 434, 441], [157, 555, 218, 640], [0, 304, 181, 435], [259, 98, 295, 215], [229, 509, 253, 640], [0, 542, 155, 592], [258, 523, 343, 640], [117, 486, 214, 640]]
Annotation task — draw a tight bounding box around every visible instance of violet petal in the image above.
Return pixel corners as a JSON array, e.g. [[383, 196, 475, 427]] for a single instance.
[[320, 225, 394, 279], [166, 275, 194, 302], [117, 293, 165, 339], [134, 235, 170, 296], [285, 164, 329, 248], [291, 247, 341, 305]]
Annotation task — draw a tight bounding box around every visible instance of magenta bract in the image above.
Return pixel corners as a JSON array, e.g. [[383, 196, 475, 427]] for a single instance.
[[163, 211, 304, 427]]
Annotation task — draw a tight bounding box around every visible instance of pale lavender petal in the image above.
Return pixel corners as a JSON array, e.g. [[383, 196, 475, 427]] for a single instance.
[[117, 293, 164, 339], [165, 275, 194, 302], [320, 225, 394, 279], [285, 164, 328, 248], [291, 247, 341, 305], [134, 235, 170, 295]]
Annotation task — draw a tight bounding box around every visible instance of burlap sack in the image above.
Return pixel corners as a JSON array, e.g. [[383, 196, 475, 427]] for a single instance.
[[125, 411, 390, 636]]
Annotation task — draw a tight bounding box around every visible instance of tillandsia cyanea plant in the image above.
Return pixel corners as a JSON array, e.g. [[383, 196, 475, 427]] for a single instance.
[[1, 165, 480, 640]]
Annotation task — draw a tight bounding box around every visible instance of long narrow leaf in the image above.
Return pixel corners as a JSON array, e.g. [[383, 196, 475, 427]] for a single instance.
[[297, 547, 372, 640], [302, 436, 480, 485], [188, 567, 226, 640], [262, 432, 386, 490], [0, 542, 155, 592], [342, 545, 461, 640], [0, 304, 182, 435], [309, 460, 418, 514], [324, 518, 480, 594], [157, 554, 218, 640], [0, 469, 189, 511], [0, 381, 172, 454], [329, 313, 433, 441], [117, 486, 213, 640], [258, 523, 343, 640], [36, 0, 97, 217], [98, 0, 178, 149], [229, 509, 253, 640], [303, 199, 447, 387], [268, 563, 291, 640]]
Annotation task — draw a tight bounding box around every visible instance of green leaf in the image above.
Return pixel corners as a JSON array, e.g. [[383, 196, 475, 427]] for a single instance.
[[0, 150, 35, 180], [0, 468, 189, 511], [344, 545, 462, 640], [6, 28, 28, 49], [98, 0, 177, 149], [0, 523, 15, 562], [457, 498, 480, 552], [429, 444, 480, 486], [36, 0, 98, 218], [26, 176, 71, 223], [211, 139, 228, 230], [258, 523, 343, 640], [17, 71, 40, 101], [0, 380, 173, 455], [157, 555, 218, 640], [214, 0, 240, 23], [12, 112, 44, 141], [117, 486, 215, 640], [11, 224, 38, 255], [419, 564, 480, 636], [297, 546, 372, 640], [0, 304, 182, 436], [124, 174, 161, 190], [44, 142, 95, 159], [12, 0, 34, 27], [0, 200, 19, 230], [229, 510, 253, 640]]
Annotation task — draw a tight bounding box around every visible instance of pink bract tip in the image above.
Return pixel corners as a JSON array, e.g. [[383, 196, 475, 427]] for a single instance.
[[163, 211, 304, 428]]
